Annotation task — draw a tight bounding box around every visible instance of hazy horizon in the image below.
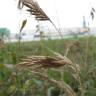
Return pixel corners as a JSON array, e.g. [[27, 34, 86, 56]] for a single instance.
[[0, 0, 96, 33]]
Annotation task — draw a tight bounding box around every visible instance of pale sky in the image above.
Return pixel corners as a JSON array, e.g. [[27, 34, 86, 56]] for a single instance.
[[0, 0, 96, 33]]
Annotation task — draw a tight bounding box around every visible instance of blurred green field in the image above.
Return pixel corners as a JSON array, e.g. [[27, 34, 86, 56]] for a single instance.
[[0, 36, 96, 96], [1, 36, 96, 64]]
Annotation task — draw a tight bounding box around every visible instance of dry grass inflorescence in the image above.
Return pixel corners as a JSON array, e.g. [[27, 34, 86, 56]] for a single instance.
[[16, 51, 82, 96]]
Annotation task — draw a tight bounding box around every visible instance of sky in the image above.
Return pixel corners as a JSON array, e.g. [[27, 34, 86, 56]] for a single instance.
[[0, 0, 96, 33]]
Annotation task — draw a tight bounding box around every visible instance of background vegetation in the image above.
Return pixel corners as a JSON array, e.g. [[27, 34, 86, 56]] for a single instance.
[[0, 36, 96, 96]]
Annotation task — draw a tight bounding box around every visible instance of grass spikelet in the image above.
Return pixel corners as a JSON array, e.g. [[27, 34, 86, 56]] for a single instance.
[[17, 54, 73, 71]]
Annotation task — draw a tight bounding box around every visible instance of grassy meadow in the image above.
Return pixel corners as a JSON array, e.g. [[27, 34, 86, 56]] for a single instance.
[[0, 36, 96, 96]]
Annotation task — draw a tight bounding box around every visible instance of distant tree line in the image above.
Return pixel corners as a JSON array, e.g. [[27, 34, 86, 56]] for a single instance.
[[0, 28, 10, 40]]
